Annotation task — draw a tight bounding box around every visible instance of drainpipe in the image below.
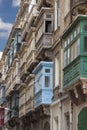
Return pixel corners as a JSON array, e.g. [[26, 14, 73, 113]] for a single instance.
[[70, 102, 73, 130]]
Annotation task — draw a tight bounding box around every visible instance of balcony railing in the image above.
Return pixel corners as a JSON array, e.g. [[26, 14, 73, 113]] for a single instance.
[[36, 33, 52, 58]]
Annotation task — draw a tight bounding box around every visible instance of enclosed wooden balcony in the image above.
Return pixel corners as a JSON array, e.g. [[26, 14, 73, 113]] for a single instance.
[[20, 63, 29, 81], [36, 33, 52, 59], [11, 75, 20, 90], [26, 50, 38, 72], [22, 21, 28, 41], [25, 74, 34, 113], [20, 42, 27, 67], [25, 97, 34, 114], [33, 61, 53, 108], [6, 78, 12, 97], [35, 8, 53, 60], [19, 92, 26, 118], [63, 16, 87, 105], [19, 105, 26, 118]]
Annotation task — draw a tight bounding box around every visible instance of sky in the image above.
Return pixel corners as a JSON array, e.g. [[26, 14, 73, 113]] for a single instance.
[[0, 0, 21, 51]]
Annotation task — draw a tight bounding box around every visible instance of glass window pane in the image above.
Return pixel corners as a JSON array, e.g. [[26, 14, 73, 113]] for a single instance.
[[71, 33, 73, 41], [45, 69, 50, 73], [77, 38, 80, 56], [68, 48, 70, 64], [74, 30, 77, 38], [84, 25, 87, 31], [45, 76, 50, 87], [45, 21, 52, 33], [84, 37, 87, 52], [68, 38, 70, 44], [71, 45, 73, 62], [73, 41, 77, 59], [77, 25, 80, 34], [64, 41, 67, 48], [64, 50, 68, 67]]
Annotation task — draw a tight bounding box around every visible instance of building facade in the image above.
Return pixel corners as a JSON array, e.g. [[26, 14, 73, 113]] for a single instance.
[[51, 0, 87, 130], [0, 0, 87, 130], [0, 0, 54, 130]]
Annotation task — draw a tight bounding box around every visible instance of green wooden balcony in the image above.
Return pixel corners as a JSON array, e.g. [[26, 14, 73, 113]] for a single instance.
[[64, 56, 87, 88], [63, 16, 87, 89]]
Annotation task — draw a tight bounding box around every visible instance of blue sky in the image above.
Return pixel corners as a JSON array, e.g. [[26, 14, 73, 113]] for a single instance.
[[0, 0, 21, 51]]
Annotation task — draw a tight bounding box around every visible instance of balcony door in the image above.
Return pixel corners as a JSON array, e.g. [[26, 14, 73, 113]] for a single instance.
[[78, 107, 87, 130]]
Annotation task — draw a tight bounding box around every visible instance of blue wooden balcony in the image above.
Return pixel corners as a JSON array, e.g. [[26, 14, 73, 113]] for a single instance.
[[33, 61, 53, 108]]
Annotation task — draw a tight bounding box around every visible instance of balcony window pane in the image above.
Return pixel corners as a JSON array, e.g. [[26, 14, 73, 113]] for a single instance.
[[64, 50, 68, 67], [70, 45, 73, 62], [45, 76, 50, 87], [84, 37, 87, 52], [74, 30, 77, 38], [18, 35, 21, 43], [84, 25, 87, 31], [76, 38, 80, 56], [71, 33, 73, 41], [45, 69, 50, 73], [45, 21, 52, 33], [68, 48, 70, 64], [64, 41, 67, 48], [68, 37, 70, 45]]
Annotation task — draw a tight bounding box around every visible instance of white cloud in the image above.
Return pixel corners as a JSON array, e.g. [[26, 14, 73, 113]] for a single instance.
[[12, 0, 21, 7], [0, 18, 13, 39]]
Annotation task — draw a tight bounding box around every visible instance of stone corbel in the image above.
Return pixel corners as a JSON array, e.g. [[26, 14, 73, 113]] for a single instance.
[[82, 83, 87, 94]]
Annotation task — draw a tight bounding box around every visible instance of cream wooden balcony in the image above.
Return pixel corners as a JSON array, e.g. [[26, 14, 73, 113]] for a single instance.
[[20, 63, 29, 81], [21, 21, 28, 41], [25, 97, 34, 114], [35, 33, 52, 59], [10, 76, 20, 90], [20, 42, 27, 69], [19, 105, 26, 118], [19, 90, 26, 118], [6, 85, 12, 97], [25, 74, 34, 113], [26, 50, 38, 72], [5, 75, 12, 97]]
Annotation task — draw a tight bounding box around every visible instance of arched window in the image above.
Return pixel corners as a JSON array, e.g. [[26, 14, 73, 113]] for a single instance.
[[78, 107, 87, 130]]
